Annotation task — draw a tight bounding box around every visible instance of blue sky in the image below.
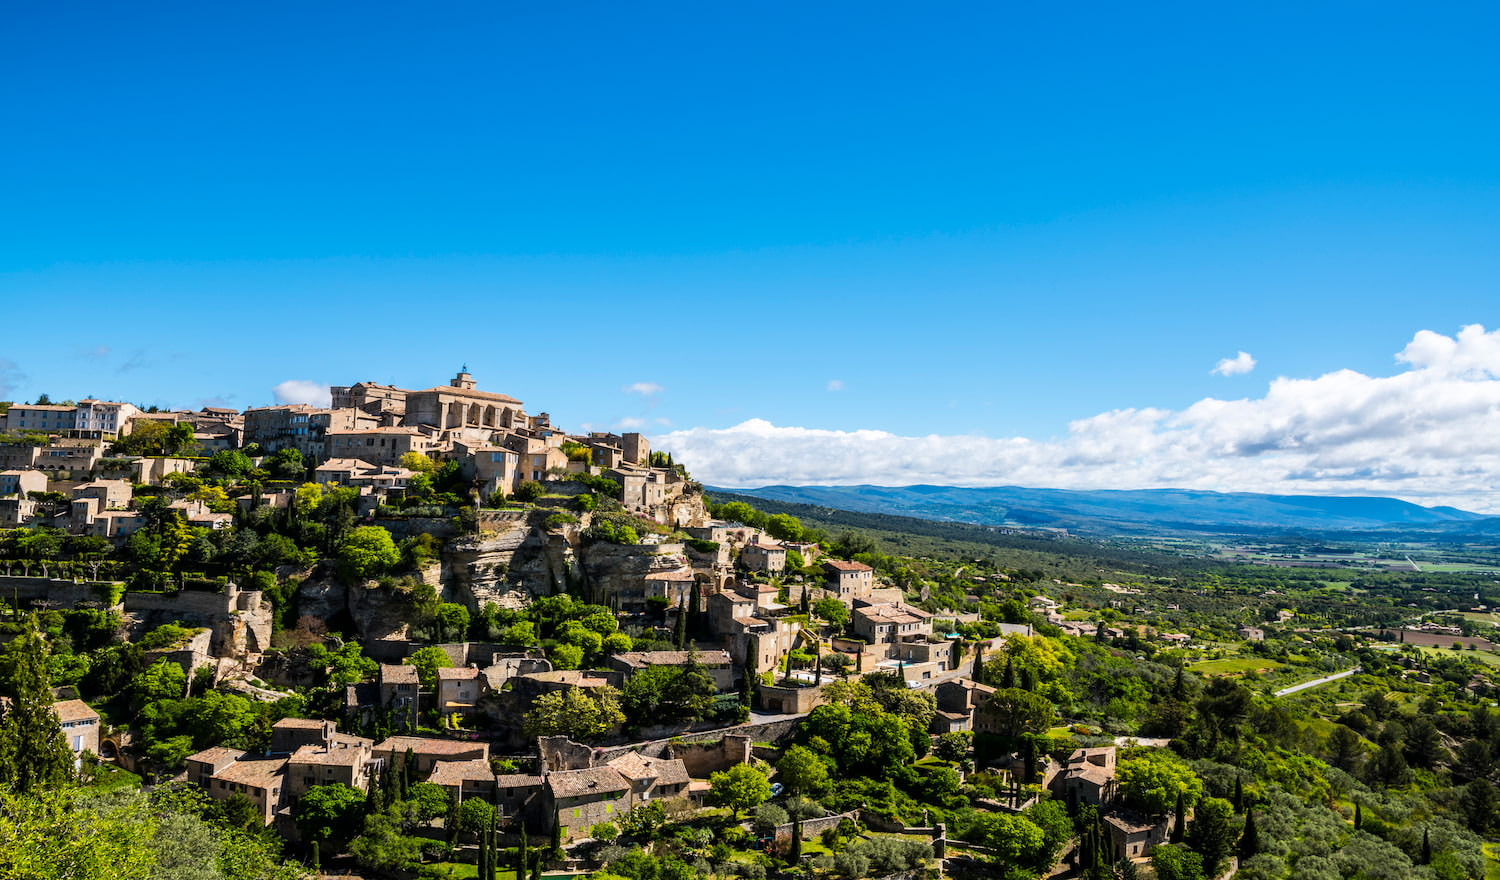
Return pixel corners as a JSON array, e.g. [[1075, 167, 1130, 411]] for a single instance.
[[4, 3, 1500, 505]]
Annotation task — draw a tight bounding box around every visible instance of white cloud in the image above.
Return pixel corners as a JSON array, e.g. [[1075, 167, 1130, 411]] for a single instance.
[[618, 417, 647, 429], [827, 379, 844, 391], [1211, 351, 1257, 376], [272, 380, 332, 407], [623, 382, 664, 396], [655, 325, 1500, 512]]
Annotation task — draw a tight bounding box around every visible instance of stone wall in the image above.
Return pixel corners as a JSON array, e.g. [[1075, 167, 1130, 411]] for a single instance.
[[0, 575, 112, 608], [667, 734, 752, 777], [770, 810, 860, 840], [595, 716, 802, 763], [374, 517, 458, 540]]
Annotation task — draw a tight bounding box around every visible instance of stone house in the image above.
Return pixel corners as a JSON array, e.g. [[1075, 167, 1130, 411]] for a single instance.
[[606, 650, 737, 691], [374, 736, 490, 777], [850, 602, 932, 645], [436, 666, 486, 718], [1106, 812, 1169, 861], [314, 458, 415, 492], [284, 732, 377, 801], [642, 570, 698, 609], [932, 678, 996, 733], [4, 404, 77, 434], [0, 469, 47, 497], [378, 664, 421, 731], [824, 560, 875, 599], [544, 766, 632, 841], [606, 751, 691, 803], [740, 542, 787, 573], [54, 699, 100, 758], [72, 479, 132, 510], [1237, 625, 1265, 642], [494, 772, 547, 825], [324, 427, 433, 467], [783, 541, 820, 563], [1053, 747, 1117, 808], [186, 748, 289, 825], [0, 496, 37, 526]]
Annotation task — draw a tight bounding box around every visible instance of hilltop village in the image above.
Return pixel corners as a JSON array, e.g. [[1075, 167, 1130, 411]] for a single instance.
[[2, 372, 1499, 880]]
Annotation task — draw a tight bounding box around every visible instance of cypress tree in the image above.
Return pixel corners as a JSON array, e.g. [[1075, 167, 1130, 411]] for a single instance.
[[478, 822, 490, 880], [688, 581, 701, 638], [551, 810, 564, 859], [1171, 792, 1186, 843], [1003, 657, 1016, 689], [1239, 808, 1259, 859], [814, 640, 822, 686], [0, 617, 75, 793], [1171, 666, 1188, 701], [740, 663, 754, 707], [1233, 776, 1243, 812], [791, 814, 803, 862], [1354, 802, 1363, 830], [674, 598, 687, 649], [517, 819, 530, 879], [1422, 828, 1431, 864], [973, 642, 986, 685]]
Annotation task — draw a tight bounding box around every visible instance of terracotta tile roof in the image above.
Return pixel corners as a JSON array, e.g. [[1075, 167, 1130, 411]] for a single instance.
[[546, 767, 630, 799], [428, 758, 495, 787], [381, 664, 421, 685], [216, 756, 288, 788], [289, 743, 368, 767], [437, 667, 482, 681], [374, 736, 490, 759], [495, 773, 544, 789], [643, 570, 696, 581], [414, 387, 522, 404], [272, 717, 327, 730], [824, 560, 873, 573], [613, 650, 733, 668], [606, 751, 658, 780], [52, 699, 98, 724], [188, 747, 244, 769]]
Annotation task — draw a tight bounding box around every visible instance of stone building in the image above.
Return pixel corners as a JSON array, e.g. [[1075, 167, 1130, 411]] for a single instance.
[[824, 560, 875, 599], [404, 372, 526, 433]]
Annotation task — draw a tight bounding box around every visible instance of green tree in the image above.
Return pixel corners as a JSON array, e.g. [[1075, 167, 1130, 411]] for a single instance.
[[620, 661, 717, 729], [434, 603, 471, 642], [522, 686, 625, 740], [514, 481, 544, 503], [1151, 844, 1204, 880], [0, 788, 159, 879], [934, 730, 973, 763], [550, 643, 584, 670], [0, 619, 76, 792], [459, 798, 497, 833], [337, 526, 400, 580], [206, 450, 254, 478], [1186, 796, 1235, 875], [1117, 751, 1203, 816], [293, 784, 365, 852], [814, 597, 851, 628], [980, 687, 1055, 740], [404, 646, 452, 691], [708, 764, 772, 819], [776, 745, 832, 797]]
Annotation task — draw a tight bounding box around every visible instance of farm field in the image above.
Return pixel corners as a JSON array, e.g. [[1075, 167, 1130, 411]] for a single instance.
[[1188, 656, 1289, 676]]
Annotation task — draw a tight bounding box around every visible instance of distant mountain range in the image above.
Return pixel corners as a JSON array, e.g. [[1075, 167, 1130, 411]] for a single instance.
[[710, 484, 1488, 535]]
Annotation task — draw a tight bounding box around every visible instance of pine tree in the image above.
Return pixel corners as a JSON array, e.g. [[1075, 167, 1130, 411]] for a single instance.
[[0, 617, 75, 793], [1239, 808, 1259, 859]]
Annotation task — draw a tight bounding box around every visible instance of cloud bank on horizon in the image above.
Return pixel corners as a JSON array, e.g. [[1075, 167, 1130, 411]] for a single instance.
[[657, 325, 1500, 513]]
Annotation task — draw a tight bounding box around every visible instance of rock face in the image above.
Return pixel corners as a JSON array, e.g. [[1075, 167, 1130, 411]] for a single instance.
[[444, 510, 579, 610], [295, 575, 428, 641]]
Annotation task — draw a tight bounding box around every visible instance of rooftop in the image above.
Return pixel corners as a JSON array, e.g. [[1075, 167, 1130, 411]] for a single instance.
[[374, 736, 490, 758], [52, 699, 98, 724], [546, 766, 630, 799], [215, 756, 289, 788], [428, 758, 496, 786]]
